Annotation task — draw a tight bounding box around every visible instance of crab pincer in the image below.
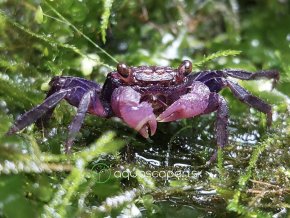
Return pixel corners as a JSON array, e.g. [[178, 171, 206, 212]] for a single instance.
[[111, 86, 157, 138], [157, 82, 210, 122]]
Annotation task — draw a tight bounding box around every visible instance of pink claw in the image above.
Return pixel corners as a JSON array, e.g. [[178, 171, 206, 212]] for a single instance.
[[119, 102, 157, 138], [157, 82, 210, 122], [111, 87, 157, 138]]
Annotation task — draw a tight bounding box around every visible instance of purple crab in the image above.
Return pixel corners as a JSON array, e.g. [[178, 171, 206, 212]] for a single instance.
[[7, 60, 279, 154]]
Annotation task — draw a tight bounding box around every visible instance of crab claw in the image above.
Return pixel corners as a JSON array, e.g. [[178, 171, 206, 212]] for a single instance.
[[157, 101, 189, 122], [157, 98, 206, 122], [157, 83, 210, 122], [120, 102, 157, 138], [139, 119, 157, 138], [111, 86, 157, 138]]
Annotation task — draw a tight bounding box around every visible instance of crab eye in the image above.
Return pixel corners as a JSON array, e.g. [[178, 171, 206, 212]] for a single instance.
[[117, 63, 130, 78], [179, 60, 192, 75]]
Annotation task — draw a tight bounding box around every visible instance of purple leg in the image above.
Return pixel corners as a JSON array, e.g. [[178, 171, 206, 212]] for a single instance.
[[203, 93, 229, 148], [223, 69, 279, 83], [35, 86, 61, 128], [225, 80, 272, 126], [195, 71, 273, 125], [65, 90, 93, 153], [111, 87, 157, 138], [157, 81, 211, 122], [7, 89, 72, 135], [7, 75, 108, 152], [35, 76, 102, 128], [194, 69, 279, 83], [203, 93, 229, 164], [216, 96, 228, 148], [192, 69, 279, 93]]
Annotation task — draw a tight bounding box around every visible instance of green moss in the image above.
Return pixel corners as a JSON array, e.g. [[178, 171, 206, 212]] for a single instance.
[[0, 0, 289, 217]]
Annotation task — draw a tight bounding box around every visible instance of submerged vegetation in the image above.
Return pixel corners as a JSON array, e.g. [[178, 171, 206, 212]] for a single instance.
[[0, 0, 289, 217]]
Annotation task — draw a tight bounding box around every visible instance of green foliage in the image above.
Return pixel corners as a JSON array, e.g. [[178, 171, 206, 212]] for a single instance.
[[101, 0, 114, 44], [0, 0, 289, 217], [0, 175, 36, 217], [34, 6, 44, 24], [227, 136, 277, 217], [192, 50, 242, 69], [217, 147, 225, 178]]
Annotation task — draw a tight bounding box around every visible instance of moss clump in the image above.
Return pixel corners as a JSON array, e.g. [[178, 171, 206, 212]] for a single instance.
[[0, 1, 289, 217]]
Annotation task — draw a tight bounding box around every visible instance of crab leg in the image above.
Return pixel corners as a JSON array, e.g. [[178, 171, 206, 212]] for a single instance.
[[216, 96, 228, 148], [35, 81, 64, 128], [226, 80, 273, 126], [223, 69, 279, 83], [7, 89, 72, 135], [194, 69, 279, 84], [157, 81, 211, 122], [111, 86, 157, 138], [195, 72, 273, 125], [201, 93, 229, 163], [65, 90, 93, 153], [193, 69, 279, 93]]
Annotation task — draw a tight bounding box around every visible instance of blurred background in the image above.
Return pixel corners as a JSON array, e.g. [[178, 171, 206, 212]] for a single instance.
[[0, 0, 289, 217]]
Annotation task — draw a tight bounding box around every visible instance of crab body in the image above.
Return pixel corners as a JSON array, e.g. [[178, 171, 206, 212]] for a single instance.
[[8, 61, 279, 155]]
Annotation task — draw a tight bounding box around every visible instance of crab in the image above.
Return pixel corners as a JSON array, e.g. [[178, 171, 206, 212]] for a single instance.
[[7, 60, 279, 154]]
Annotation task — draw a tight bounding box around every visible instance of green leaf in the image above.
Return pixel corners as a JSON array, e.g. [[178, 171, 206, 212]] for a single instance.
[[101, 0, 114, 44], [35, 6, 43, 24], [192, 50, 242, 69], [0, 175, 35, 218]]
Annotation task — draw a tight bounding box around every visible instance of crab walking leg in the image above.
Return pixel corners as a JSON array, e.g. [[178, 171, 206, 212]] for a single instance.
[[215, 95, 229, 148], [225, 80, 273, 126], [201, 93, 229, 163], [7, 89, 72, 135], [35, 81, 64, 128], [157, 81, 211, 122], [65, 90, 93, 153], [198, 76, 273, 125], [35, 91, 60, 128], [111, 86, 157, 138], [194, 69, 279, 85], [223, 69, 279, 84], [193, 69, 279, 93], [202, 93, 229, 148]]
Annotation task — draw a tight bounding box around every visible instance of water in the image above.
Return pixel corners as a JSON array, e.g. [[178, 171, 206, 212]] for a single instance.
[[119, 110, 289, 216]]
